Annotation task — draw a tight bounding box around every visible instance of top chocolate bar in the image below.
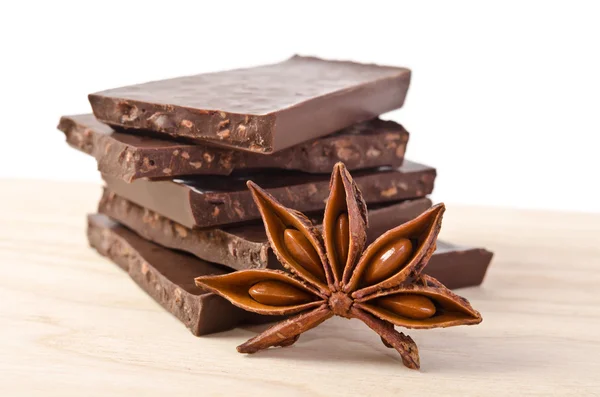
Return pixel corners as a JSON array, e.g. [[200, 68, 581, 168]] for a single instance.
[[89, 56, 411, 153]]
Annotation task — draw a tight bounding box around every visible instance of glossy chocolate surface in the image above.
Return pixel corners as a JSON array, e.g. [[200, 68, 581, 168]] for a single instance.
[[98, 190, 434, 270], [102, 160, 436, 228], [89, 56, 411, 153]]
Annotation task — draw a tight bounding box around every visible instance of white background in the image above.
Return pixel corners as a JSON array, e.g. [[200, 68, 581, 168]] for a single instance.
[[1, 1, 598, 212]]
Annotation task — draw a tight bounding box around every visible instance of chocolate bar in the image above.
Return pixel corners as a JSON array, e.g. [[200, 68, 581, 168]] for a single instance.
[[88, 214, 492, 336], [427, 241, 493, 289], [103, 160, 436, 229], [88, 214, 492, 337], [58, 114, 408, 181], [89, 56, 411, 153], [98, 189, 433, 270], [87, 214, 275, 334], [87, 214, 247, 335]]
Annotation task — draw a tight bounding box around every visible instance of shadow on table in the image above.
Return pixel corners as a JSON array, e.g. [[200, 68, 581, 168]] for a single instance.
[[204, 314, 560, 373]]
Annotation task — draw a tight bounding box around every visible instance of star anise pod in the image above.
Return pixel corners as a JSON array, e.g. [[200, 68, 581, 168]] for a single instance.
[[195, 163, 482, 369]]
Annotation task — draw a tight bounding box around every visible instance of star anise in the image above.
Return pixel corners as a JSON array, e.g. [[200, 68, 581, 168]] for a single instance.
[[195, 163, 482, 369]]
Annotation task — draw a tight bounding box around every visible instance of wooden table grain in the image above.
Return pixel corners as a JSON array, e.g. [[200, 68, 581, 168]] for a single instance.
[[1, 179, 599, 396]]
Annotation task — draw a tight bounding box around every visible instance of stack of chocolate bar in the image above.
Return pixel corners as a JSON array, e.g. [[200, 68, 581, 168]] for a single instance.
[[58, 56, 493, 336]]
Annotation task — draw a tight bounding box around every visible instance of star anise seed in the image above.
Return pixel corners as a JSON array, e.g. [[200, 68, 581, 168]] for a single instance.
[[195, 162, 482, 369]]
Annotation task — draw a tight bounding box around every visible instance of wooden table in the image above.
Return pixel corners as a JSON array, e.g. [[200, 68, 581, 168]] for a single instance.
[[1, 179, 598, 396]]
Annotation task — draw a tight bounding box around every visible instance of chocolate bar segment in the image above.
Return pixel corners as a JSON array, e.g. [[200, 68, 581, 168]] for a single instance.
[[90, 212, 491, 341], [89, 213, 491, 338], [89, 56, 411, 153], [58, 114, 408, 182], [98, 189, 434, 270], [87, 214, 248, 335], [103, 161, 436, 229], [427, 242, 493, 289]]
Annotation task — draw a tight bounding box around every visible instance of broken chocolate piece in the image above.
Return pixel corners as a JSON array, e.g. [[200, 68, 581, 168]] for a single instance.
[[427, 241, 493, 290], [102, 161, 436, 229], [89, 56, 411, 153], [87, 214, 275, 335], [87, 212, 491, 342], [58, 114, 409, 181], [87, 214, 245, 335], [98, 191, 492, 289], [98, 189, 433, 269]]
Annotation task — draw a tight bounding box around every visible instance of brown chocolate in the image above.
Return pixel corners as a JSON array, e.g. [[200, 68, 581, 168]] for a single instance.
[[89, 56, 411, 153], [58, 114, 408, 182], [88, 213, 491, 339], [102, 160, 436, 229], [98, 189, 433, 270], [97, 192, 492, 289], [87, 214, 246, 335], [427, 241, 493, 290]]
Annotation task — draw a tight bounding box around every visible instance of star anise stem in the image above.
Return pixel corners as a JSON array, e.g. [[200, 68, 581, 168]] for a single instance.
[[351, 307, 420, 369], [237, 305, 333, 354], [276, 334, 301, 348], [379, 322, 395, 348]]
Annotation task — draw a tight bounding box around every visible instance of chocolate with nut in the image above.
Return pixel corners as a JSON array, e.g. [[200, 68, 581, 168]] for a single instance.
[[89, 212, 491, 339], [98, 191, 492, 289], [103, 160, 436, 229], [58, 114, 408, 182], [87, 214, 249, 335], [89, 56, 411, 153], [98, 189, 433, 270]]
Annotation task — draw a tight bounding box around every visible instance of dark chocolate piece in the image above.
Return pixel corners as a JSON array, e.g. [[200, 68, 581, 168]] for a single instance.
[[87, 214, 276, 335], [88, 213, 491, 340], [58, 114, 408, 182], [98, 189, 433, 270], [87, 214, 243, 335], [96, 195, 492, 290], [427, 241, 493, 290], [89, 56, 411, 153], [102, 160, 436, 229]]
